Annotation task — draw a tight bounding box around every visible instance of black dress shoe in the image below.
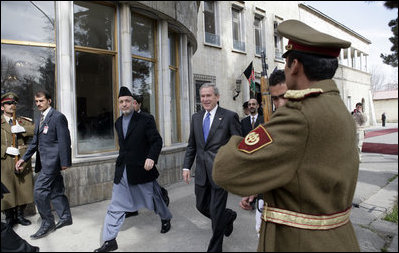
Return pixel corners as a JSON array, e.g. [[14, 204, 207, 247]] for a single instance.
[[16, 215, 32, 226], [94, 239, 118, 252], [30, 223, 56, 239], [224, 210, 237, 237], [160, 219, 171, 233], [125, 211, 138, 218], [55, 219, 73, 230]]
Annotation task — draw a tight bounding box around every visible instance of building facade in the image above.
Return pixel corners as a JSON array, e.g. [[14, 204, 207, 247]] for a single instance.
[[193, 1, 375, 125], [1, 1, 199, 206], [373, 90, 398, 123], [1, 1, 375, 207]]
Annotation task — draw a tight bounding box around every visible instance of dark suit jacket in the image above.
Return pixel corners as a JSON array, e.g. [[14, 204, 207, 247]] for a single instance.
[[240, 115, 265, 136], [23, 108, 71, 174], [183, 106, 241, 188], [114, 111, 162, 185]]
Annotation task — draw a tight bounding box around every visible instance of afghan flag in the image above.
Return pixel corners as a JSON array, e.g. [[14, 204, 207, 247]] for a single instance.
[[244, 62, 255, 92]]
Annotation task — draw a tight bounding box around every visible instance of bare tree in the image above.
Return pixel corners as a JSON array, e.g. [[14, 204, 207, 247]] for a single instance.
[[370, 65, 387, 92]]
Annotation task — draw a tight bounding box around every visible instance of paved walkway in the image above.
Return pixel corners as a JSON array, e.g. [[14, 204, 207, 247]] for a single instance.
[[4, 124, 398, 252]]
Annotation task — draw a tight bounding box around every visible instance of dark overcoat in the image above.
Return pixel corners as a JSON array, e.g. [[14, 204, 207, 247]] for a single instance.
[[114, 111, 162, 185]]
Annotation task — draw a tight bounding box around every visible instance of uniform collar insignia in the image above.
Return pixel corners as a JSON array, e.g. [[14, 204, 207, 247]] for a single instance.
[[284, 88, 323, 100]]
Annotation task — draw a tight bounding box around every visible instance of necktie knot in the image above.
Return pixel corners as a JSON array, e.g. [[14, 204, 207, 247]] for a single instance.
[[9, 118, 13, 126]]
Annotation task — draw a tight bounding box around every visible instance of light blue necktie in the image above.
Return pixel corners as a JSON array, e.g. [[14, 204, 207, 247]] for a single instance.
[[203, 112, 211, 141]]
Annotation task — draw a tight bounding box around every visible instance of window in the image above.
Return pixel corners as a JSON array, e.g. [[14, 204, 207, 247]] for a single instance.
[[169, 32, 181, 143], [193, 74, 215, 113], [74, 1, 117, 154], [274, 20, 283, 59], [232, 7, 245, 51], [1, 1, 56, 120], [254, 16, 264, 55], [131, 13, 157, 116], [204, 1, 220, 46]]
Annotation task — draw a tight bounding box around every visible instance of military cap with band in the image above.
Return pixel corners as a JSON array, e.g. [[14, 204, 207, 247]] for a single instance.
[[1, 92, 19, 104], [277, 19, 351, 58]]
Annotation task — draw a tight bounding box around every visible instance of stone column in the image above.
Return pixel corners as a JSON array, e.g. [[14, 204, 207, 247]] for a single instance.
[[56, 1, 75, 155], [160, 20, 172, 146], [347, 47, 352, 68], [180, 34, 190, 141], [353, 49, 358, 69], [120, 4, 132, 89]]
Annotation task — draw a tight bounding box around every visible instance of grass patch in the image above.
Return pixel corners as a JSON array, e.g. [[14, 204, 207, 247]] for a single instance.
[[387, 175, 397, 183], [383, 201, 398, 223]]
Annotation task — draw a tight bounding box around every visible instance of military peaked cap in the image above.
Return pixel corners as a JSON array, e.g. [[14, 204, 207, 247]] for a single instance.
[[277, 20, 351, 58], [1, 92, 19, 104]]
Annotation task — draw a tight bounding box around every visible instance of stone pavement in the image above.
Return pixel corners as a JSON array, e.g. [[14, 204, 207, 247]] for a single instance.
[[3, 124, 398, 252]]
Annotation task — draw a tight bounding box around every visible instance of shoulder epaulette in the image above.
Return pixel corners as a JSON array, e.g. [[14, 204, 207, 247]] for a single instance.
[[19, 116, 33, 122], [284, 88, 323, 100]]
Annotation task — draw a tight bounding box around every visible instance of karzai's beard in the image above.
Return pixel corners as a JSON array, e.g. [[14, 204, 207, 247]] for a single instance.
[[122, 108, 133, 115]]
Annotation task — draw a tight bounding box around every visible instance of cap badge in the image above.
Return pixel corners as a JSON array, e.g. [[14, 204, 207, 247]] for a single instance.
[[286, 44, 293, 51]]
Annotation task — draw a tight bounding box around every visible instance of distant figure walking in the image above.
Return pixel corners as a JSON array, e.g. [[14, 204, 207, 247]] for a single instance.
[[381, 112, 386, 127]]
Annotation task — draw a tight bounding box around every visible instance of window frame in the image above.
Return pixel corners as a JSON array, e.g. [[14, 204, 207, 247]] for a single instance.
[[231, 5, 245, 52], [131, 12, 159, 121], [203, 1, 221, 47], [73, 1, 119, 155], [168, 31, 182, 143]]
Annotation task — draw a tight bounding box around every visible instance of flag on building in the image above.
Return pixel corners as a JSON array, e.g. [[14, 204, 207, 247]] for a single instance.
[[243, 61, 256, 92]]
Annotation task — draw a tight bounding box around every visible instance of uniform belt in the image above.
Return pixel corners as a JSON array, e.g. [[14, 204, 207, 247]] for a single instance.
[[261, 203, 351, 230]]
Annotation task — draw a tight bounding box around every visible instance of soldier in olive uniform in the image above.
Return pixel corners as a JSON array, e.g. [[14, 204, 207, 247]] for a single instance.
[[213, 20, 360, 252], [1, 92, 35, 227]]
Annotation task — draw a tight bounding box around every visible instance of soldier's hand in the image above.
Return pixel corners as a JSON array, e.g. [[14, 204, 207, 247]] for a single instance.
[[15, 159, 25, 171], [239, 195, 256, 210], [144, 158, 154, 171], [182, 169, 191, 184], [61, 166, 69, 171], [11, 125, 26, 134]]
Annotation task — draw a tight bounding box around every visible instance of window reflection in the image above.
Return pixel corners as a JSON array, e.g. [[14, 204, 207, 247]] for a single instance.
[[131, 13, 157, 117], [1, 1, 55, 44], [132, 58, 155, 116], [131, 15, 154, 58], [1, 44, 55, 120], [75, 52, 115, 154], [168, 32, 181, 143], [74, 1, 114, 50]]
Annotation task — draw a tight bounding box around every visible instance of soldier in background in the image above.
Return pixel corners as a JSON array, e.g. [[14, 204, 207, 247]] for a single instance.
[[352, 102, 367, 154], [1, 92, 35, 227]]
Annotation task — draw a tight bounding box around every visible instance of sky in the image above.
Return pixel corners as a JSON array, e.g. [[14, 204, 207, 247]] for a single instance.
[[303, 1, 398, 84]]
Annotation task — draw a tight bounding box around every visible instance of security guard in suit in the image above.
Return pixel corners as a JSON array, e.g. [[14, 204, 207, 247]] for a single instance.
[[1, 92, 35, 227], [213, 20, 360, 252]]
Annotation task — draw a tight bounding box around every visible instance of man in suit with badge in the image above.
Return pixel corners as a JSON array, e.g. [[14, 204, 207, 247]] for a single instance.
[[16, 90, 72, 239], [241, 98, 264, 137], [94, 87, 172, 252], [182, 83, 241, 252], [1, 92, 35, 227], [213, 20, 360, 251]]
